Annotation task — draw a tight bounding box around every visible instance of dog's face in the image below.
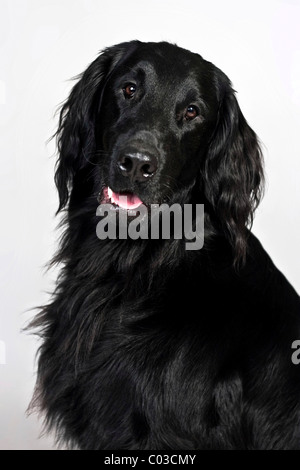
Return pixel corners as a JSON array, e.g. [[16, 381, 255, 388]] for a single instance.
[[97, 43, 219, 208], [55, 41, 264, 262]]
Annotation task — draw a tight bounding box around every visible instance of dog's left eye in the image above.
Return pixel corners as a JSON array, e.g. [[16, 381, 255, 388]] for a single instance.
[[184, 105, 199, 121], [123, 83, 137, 99]]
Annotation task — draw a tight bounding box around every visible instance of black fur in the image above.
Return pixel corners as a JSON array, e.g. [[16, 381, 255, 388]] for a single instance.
[[31, 41, 300, 449]]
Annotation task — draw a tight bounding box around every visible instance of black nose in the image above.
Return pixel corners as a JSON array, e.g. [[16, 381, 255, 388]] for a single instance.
[[117, 152, 158, 182]]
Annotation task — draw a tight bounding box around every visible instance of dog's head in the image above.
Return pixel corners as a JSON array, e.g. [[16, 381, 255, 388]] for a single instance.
[[55, 40, 264, 263]]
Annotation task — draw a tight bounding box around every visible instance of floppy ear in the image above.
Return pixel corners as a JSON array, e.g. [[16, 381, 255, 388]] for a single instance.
[[203, 78, 264, 265], [54, 41, 139, 212]]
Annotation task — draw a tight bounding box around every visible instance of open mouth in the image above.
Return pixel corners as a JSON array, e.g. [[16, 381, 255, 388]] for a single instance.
[[102, 187, 143, 210]]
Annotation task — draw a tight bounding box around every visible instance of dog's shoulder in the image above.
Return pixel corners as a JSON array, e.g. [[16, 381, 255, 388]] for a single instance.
[[197, 230, 300, 342], [205, 230, 299, 308], [241, 231, 300, 315]]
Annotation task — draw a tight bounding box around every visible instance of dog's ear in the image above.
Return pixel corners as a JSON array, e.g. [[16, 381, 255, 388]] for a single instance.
[[54, 41, 139, 212], [203, 73, 264, 265]]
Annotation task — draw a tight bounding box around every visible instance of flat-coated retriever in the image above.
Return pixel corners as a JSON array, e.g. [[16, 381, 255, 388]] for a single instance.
[[31, 41, 300, 450]]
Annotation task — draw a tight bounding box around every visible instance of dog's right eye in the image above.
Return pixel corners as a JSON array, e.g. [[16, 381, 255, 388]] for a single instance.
[[123, 83, 137, 99]]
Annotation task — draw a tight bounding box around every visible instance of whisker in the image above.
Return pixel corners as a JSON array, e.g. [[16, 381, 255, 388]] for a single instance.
[[81, 149, 110, 166]]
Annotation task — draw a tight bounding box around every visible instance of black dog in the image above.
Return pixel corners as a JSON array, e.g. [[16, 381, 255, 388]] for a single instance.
[[31, 41, 300, 450]]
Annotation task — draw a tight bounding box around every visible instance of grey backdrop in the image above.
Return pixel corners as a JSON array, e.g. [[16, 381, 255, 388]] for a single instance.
[[0, 0, 299, 450]]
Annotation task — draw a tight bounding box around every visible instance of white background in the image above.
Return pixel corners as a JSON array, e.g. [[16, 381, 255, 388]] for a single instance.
[[0, 0, 299, 450]]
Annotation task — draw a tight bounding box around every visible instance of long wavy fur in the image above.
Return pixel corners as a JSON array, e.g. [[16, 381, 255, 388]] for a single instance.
[[29, 42, 271, 449]]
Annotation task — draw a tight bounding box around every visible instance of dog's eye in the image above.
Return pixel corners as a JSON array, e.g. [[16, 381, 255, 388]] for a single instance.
[[123, 83, 137, 99], [184, 105, 199, 121]]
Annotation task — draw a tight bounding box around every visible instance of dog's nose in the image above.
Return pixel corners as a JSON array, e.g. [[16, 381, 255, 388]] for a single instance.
[[117, 152, 158, 182]]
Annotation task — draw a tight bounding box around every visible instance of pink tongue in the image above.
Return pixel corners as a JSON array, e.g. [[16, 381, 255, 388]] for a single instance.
[[107, 187, 142, 210]]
